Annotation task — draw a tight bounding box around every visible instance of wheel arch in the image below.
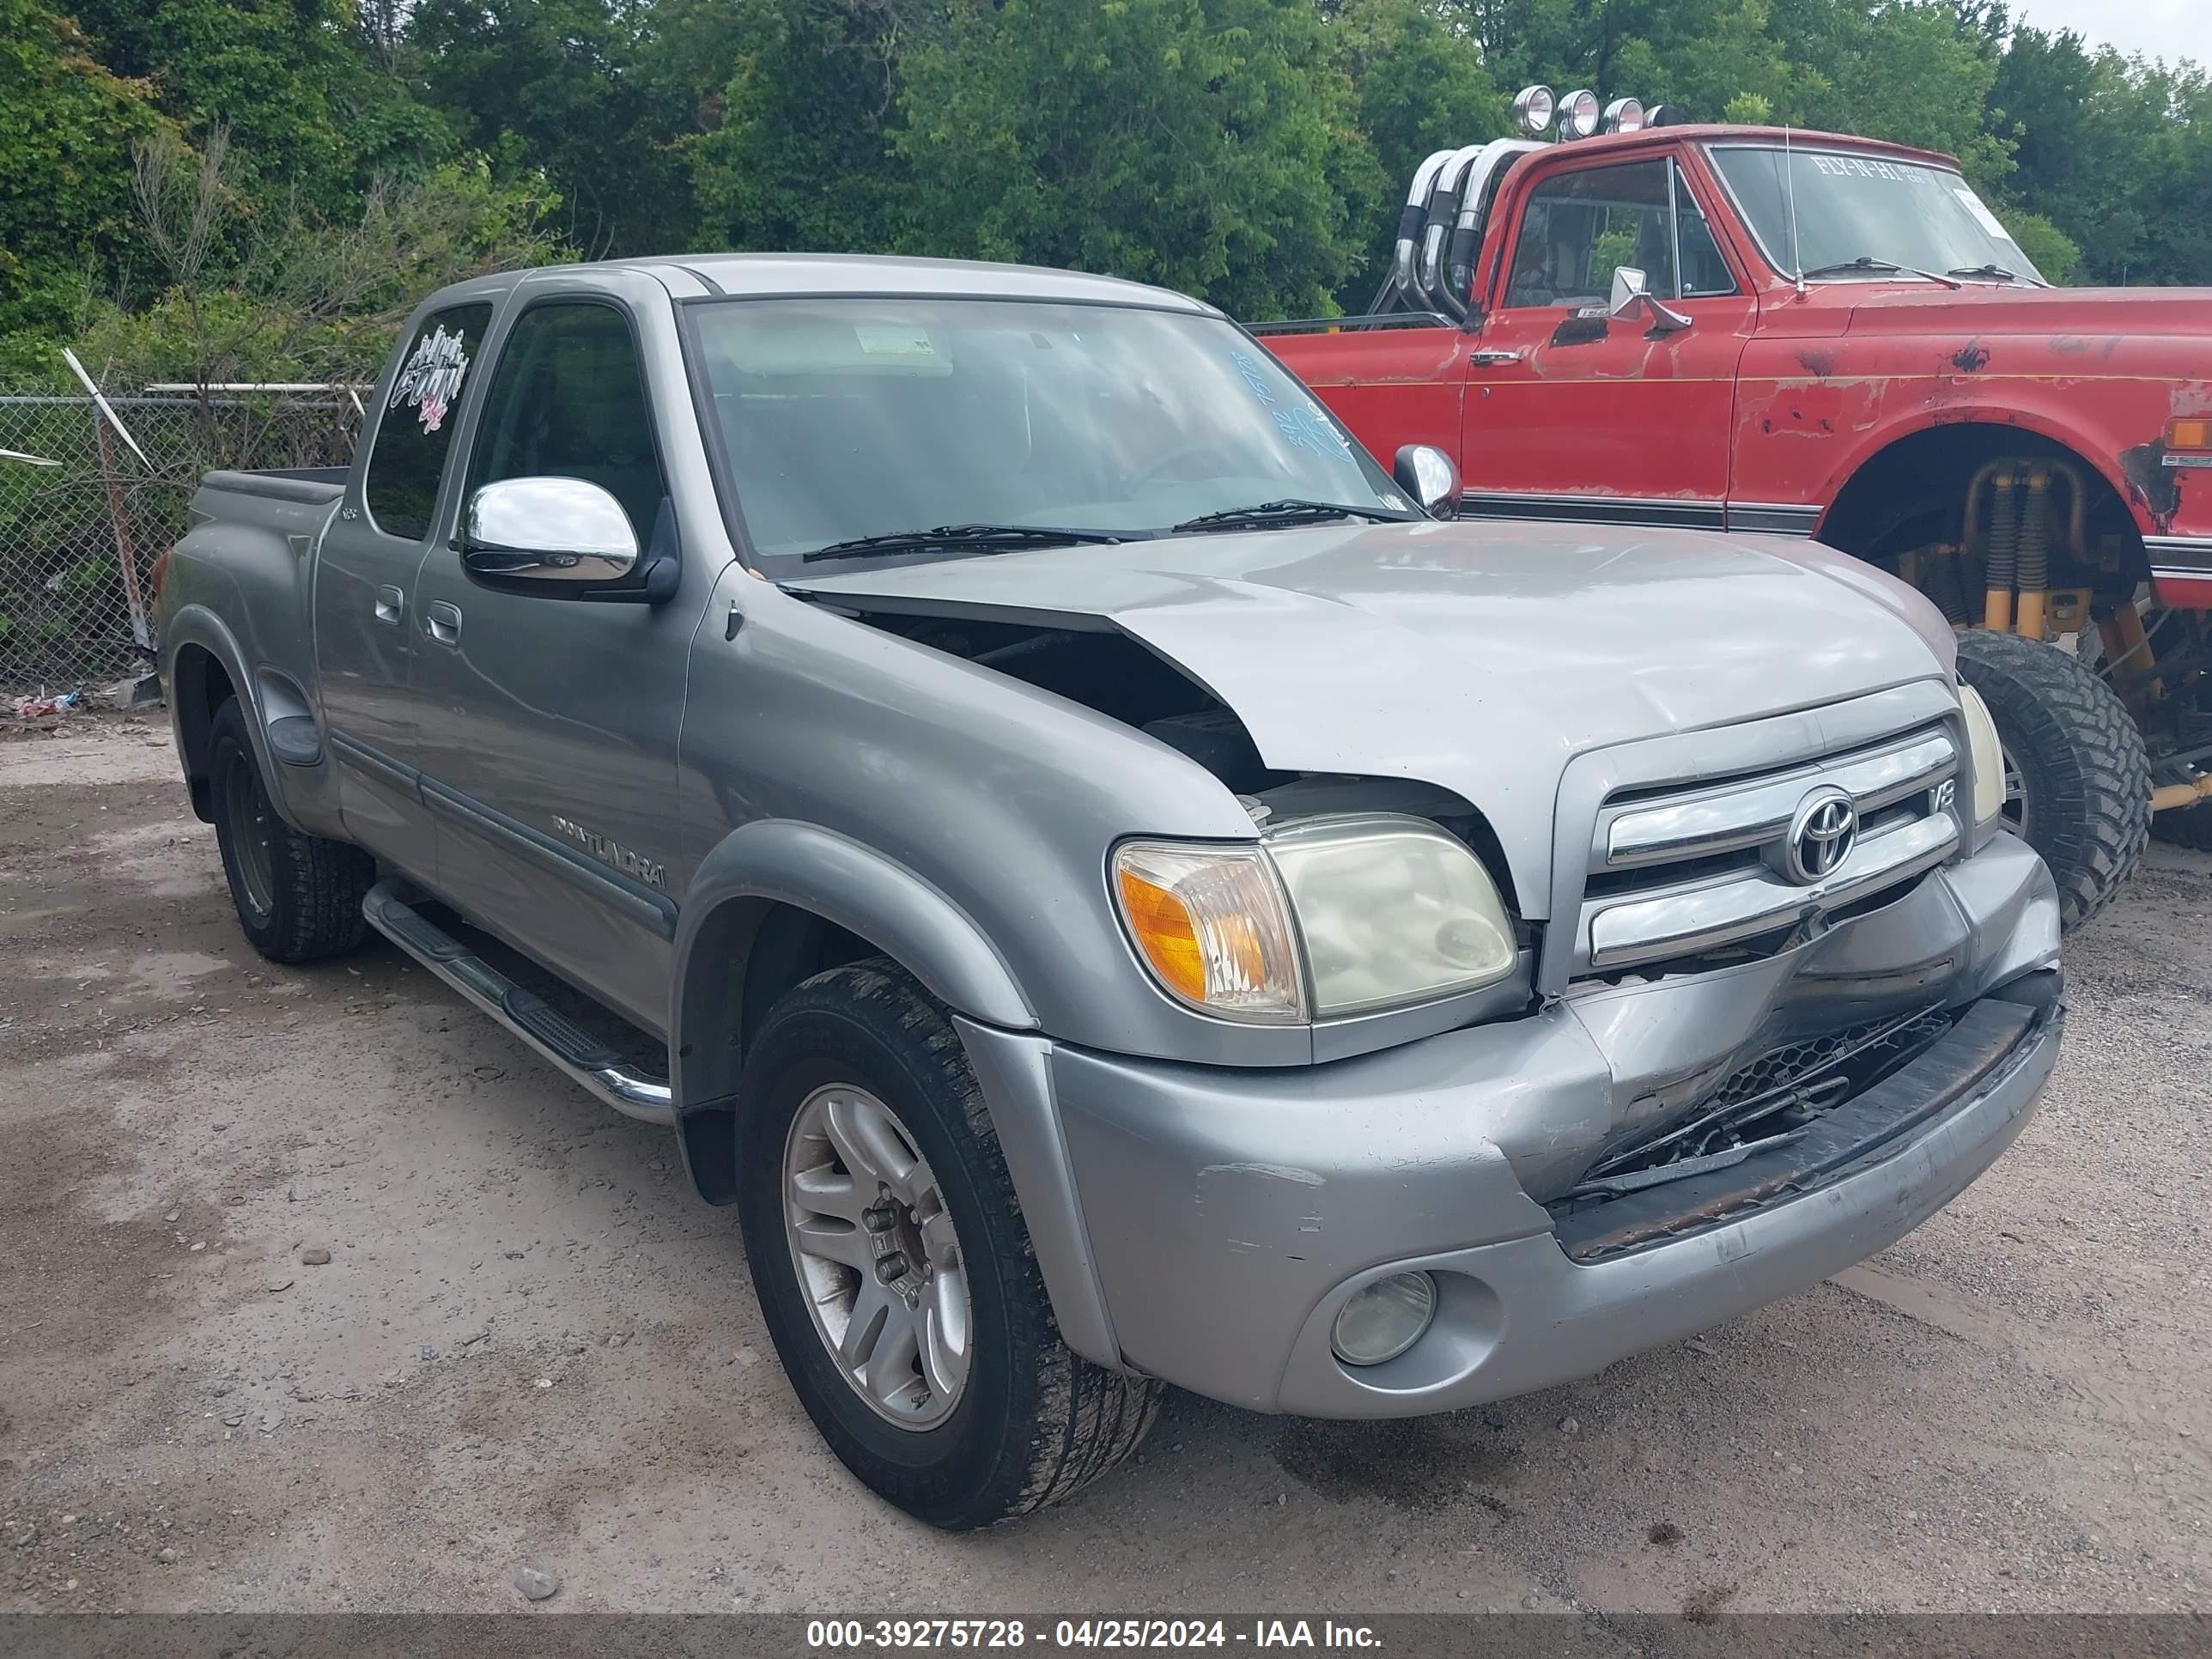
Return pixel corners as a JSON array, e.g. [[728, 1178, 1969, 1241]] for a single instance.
[[1815, 416, 2145, 576], [668, 820, 1037, 1205], [166, 611, 253, 823]]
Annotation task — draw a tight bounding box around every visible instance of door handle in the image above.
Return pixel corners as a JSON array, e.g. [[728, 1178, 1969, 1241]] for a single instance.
[[424, 600, 463, 646], [1468, 349, 1523, 367], [374, 586, 404, 625]]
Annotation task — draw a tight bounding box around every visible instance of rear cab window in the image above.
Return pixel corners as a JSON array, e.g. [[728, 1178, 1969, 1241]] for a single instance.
[[364, 302, 495, 541]]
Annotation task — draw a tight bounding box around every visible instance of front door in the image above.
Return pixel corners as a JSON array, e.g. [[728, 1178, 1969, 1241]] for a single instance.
[[406, 276, 712, 1034], [1458, 154, 1759, 532], [313, 298, 500, 864]]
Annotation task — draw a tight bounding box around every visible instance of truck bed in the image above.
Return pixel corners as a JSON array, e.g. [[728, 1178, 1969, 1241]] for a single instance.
[[198, 466, 349, 506]]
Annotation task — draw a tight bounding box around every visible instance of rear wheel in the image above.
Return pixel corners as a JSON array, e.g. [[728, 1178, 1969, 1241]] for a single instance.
[[1953, 629, 2149, 930], [208, 699, 375, 962], [735, 960, 1158, 1529]]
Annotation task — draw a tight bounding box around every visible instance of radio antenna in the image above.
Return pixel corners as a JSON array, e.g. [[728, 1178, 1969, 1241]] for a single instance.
[[1784, 124, 1805, 297]]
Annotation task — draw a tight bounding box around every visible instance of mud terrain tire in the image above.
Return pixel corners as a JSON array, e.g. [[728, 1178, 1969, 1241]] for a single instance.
[[1954, 629, 2149, 930]]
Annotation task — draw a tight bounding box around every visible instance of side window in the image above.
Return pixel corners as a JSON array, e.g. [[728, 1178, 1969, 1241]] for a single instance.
[[1674, 168, 1739, 298], [364, 302, 494, 542], [468, 302, 668, 547], [1505, 161, 1675, 308]]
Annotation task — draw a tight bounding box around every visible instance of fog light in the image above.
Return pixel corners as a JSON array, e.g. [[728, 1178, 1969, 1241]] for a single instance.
[[1330, 1272, 1437, 1366]]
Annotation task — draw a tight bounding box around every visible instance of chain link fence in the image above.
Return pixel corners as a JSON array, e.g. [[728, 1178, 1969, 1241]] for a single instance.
[[0, 392, 362, 693]]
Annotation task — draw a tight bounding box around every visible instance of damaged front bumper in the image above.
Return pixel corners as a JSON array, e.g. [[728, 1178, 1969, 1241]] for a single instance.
[[957, 831, 2062, 1415]]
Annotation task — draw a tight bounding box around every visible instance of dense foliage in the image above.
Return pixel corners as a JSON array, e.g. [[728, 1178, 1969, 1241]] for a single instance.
[[4, 0, 2208, 381]]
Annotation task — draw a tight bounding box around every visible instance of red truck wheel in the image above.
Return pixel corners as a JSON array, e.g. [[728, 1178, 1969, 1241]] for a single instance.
[[1952, 630, 2149, 931]]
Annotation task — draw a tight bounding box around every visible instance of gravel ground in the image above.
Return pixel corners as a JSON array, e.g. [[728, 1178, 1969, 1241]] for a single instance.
[[2, 716, 2207, 1618]]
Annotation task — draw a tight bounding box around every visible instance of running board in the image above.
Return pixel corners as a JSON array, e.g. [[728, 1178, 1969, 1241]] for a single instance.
[[362, 879, 674, 1125]]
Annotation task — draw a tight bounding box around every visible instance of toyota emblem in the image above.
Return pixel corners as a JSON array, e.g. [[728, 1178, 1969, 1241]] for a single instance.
[[1785, 787, 1858, 884]]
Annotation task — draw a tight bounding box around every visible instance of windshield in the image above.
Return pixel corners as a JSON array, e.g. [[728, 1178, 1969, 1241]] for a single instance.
[[1707, 145, 2041, 283], [684, 296, 1409, 569]]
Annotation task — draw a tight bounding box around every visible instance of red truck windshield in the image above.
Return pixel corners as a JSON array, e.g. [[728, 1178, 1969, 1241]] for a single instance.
[[1708, 144, 2040, 283]]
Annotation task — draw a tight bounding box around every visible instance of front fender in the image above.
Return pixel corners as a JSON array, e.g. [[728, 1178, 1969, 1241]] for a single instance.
[[670, 818, 1036, 1117]]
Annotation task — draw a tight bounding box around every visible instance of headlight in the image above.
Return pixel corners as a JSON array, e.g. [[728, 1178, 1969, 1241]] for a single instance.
[[1113, 816, 1516, 1024], [1960, 684, 2004, 829]]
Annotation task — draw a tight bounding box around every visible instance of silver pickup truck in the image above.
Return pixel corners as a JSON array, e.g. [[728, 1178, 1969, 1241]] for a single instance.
[[156, 252, 2062, 1529]]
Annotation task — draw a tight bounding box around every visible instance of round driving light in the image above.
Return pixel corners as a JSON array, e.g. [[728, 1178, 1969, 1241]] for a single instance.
[[1331, 1272, 1437, 1367], [1602, 97, 1646, 134], [1558, 88, 1601, 140], [1512, 84, 1556, 138], [1647, 102, 1691, 127]]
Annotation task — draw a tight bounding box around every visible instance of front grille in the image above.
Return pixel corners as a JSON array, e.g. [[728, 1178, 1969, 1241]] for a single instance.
[[1571, 723, 1963, 977], [1553, 1002, 1958, 1212], [1701, 1005, 1956, 1116]]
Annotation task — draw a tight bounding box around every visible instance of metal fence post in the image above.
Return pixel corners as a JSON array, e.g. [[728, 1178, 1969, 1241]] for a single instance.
[[90, 410, 151, 653]]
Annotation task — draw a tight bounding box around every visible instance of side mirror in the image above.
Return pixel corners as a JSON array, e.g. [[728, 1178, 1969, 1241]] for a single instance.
[[1607, 265, 1693, 332], [1394, 444, 1460, 519], [461, 477, 639, 586]]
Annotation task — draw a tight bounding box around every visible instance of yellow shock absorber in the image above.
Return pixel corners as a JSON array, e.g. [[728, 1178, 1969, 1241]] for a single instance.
[[2104, 601, 2164, 705], [2014, 467, 2050, 641], [1982, 470, 2020, 632]]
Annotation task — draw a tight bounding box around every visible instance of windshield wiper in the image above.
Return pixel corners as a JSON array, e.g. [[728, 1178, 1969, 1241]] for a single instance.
[[801, 523, 1130, 562], [1948, 263, 2045, 287], [1798, 256, 1962, 289], [1170, 498, 1414, 535]]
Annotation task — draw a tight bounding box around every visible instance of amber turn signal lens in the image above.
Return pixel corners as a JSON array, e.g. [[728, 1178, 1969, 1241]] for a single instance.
[[1115, 866, 1207, 1003], [2167, 417, 2212, 453], [1110, 842, 1305, 1023]]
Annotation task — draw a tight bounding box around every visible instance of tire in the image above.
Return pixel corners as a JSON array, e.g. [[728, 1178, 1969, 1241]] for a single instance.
[[207, 698, 375, 963], [735, 959, 1158, 1529], [1953, 629, 2150, 930]]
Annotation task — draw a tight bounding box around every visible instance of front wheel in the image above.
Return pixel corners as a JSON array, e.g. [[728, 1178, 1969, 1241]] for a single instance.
[[1953, 629, 2149, 930], [735, 960, 1158, 1529]]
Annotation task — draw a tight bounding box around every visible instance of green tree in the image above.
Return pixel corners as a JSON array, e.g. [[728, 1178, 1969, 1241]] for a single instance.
[[895, 0, 1378, 320], [411, 0, 690, 257], [680, 0, 911, 257], [0, 0, 157, 343], [1324, 0, 1508, 305], [66, 0, 438, 204]]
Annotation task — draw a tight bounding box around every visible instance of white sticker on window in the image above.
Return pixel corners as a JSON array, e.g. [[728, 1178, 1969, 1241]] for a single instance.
[[388, 322, 471, 433], [854, 325, 936, 357], [1953, 187, 2009, 240]]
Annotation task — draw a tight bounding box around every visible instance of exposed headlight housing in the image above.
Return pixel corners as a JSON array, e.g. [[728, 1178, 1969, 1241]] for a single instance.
[[1960, 684, 2005, 830], [1558, 88, 1601, 140], [1112, 816, 1517, 1024], [1512, 85, 1556, 138]]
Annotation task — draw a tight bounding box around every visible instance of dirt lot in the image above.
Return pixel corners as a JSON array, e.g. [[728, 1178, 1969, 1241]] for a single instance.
[[2, 716, 2208, 1619]]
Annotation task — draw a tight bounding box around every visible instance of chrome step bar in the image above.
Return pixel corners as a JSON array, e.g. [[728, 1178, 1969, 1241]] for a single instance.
[[362, 879, 674, 1125]]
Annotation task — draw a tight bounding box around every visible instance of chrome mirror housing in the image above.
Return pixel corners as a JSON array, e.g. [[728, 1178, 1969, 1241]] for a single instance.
[[462, 477, 639, 583], [1608, 266, 1693, 332], [1393, 444, 1460, 518]]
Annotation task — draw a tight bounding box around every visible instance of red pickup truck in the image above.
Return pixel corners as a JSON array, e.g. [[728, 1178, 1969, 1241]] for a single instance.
[[1261, 94, 2212, 928]]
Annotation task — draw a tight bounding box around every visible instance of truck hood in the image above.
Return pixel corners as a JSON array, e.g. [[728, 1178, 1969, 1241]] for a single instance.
[[1842, 283, 2212, 338], [790, 518, 1954, 910]]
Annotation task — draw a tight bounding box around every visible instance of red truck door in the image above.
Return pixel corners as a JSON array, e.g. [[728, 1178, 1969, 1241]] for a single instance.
[[1457, 151, 1757, 532]]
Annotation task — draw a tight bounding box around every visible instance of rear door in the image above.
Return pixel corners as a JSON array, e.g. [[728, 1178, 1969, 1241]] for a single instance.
[[314, 297, 501, 865], [404, 272, 712, 1033], [1456, 152, 1759, 531]]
